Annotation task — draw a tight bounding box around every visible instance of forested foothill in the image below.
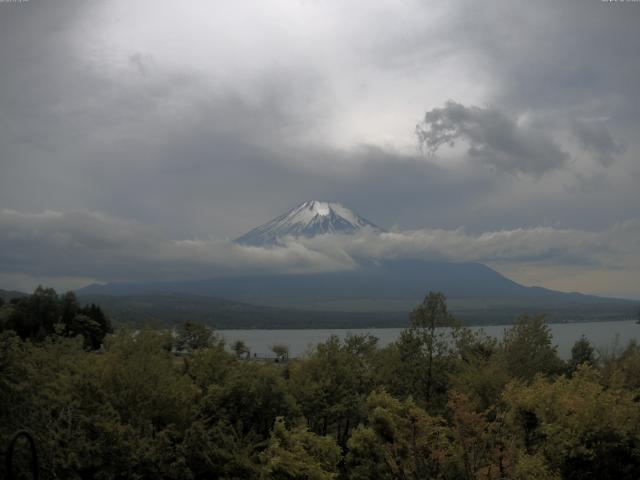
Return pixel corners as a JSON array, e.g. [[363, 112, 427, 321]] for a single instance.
[[2, 289, 640, 479]]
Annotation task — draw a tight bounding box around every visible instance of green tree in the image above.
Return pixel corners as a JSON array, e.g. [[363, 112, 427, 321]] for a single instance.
[[182, 339, 235, 389], [260, 417, 341, 480], [0, 288, 111, 349], [346, 389, 450, 479], [271, 343, 290, 362], [183, 419, 261, 479], [59, 291, 80, 329], [449, 328, 509, 410], [4, 286, 60, 340], [504, 365, 640, 479], [232, 339, 250, 359], [500, 314, 564, 382], [77, 302, 112, 344], [513, 454, 560, 480], [67, 313, 103, 350], [568, 335, 596, 374], [64, 299, 112, 350], [289, 334, 377, 442], [99, 328, 199, 431], [28, 285, 60, 338], [446, 391, 514, 480], [601, 339, 640, 390], [200, 362, 300, 438], [175, 320, 216, 352], [405, 291, 459, 406]]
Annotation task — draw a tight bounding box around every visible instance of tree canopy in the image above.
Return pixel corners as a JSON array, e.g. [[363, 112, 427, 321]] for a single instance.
[[2, 288, 640, 479], [0, 287, 111, 349]]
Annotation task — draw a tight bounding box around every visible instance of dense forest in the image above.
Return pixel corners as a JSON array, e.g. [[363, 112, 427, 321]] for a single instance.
[[2, 288, 640, 479]]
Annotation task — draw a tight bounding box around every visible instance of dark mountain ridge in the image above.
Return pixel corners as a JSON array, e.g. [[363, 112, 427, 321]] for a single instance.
[[79, 258, 634, 314]]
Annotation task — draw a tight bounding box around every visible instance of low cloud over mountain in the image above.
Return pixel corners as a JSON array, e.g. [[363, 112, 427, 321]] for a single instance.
[[1, 208, 638, 298]]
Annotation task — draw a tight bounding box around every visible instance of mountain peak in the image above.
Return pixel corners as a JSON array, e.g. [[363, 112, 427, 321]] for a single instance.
[[300, 200, 333, 216], [235, 200, 382, 246]]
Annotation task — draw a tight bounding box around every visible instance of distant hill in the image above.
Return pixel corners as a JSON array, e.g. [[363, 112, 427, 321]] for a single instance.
[[78, 293, 408, 329], [0, 288, 28, 302], [76, 291, 635, 329], [79, 259, 637, 326]]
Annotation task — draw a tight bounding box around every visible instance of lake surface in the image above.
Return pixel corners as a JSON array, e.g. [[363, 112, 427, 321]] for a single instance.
[[220, 320, 639, 359]]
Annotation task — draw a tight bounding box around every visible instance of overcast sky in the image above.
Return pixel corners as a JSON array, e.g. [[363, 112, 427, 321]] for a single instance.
[[1, 0, 639, 298]]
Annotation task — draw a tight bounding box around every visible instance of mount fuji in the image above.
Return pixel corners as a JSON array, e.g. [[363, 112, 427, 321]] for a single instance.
[[78, 201, 635, 327], [235, 200, 382, 246]]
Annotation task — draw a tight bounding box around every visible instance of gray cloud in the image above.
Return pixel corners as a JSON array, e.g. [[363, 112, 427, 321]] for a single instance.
[[297, 222, 640, 271], [450, 2, 640, 118], [572, 119, 623, 167], [0, 209, 353, 284], [416, 101, 569, 175]]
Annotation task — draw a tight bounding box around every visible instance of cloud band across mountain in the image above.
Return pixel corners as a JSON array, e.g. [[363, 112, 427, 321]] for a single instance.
[[1, 208, 638, 297]]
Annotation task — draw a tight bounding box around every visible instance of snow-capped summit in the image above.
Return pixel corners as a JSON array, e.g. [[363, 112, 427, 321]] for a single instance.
[[235, 200, 383, 246]]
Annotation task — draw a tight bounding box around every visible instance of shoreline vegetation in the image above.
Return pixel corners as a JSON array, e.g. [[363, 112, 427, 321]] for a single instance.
[[2, 287, 635, 331], [2, 288, 640, 478]]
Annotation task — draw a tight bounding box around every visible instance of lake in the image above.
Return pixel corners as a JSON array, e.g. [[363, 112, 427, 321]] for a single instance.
[[219, 320, 639, 359]]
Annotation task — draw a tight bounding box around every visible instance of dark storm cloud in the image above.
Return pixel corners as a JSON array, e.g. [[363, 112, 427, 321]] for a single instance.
[[416, 101, 569, 176]]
